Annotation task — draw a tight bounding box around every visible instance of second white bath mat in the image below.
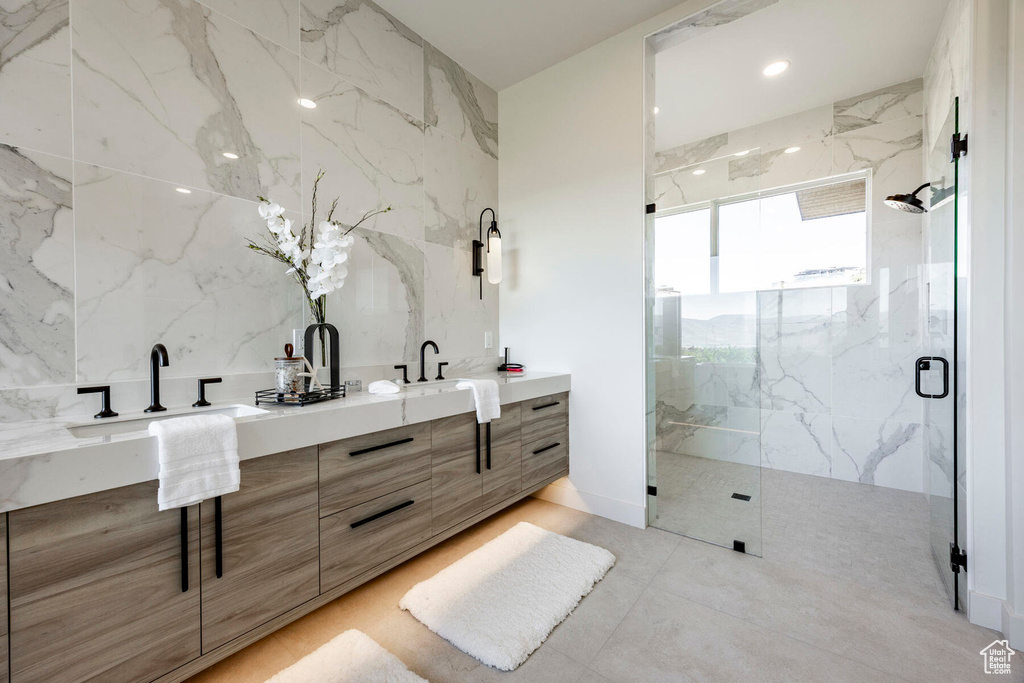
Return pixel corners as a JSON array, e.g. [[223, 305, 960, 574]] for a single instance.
[[264, 629, 425, 683], [399, 521, 615, 671]]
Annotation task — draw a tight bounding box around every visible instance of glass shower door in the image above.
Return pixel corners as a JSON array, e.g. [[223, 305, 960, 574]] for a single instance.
[[923, 97, 964, 610], [647, 151, 763, 555]]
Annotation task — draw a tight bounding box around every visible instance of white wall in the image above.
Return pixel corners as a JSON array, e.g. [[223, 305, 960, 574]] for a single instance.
[[498, 0, 717, 527], [1002, 0, 1024, 650], [967, 0, 1014, 631]]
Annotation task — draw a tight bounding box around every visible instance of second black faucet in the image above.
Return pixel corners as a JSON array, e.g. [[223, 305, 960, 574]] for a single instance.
[[145, 343, 170, 413], [418, 340, 439, 382]]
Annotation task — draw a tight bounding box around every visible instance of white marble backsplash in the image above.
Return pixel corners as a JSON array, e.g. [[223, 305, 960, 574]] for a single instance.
[[0, 0, 500, 421], [654, 78, 928, 493]]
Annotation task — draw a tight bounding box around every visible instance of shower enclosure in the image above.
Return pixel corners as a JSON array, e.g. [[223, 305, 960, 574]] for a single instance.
[[644, 0, 968, 607]]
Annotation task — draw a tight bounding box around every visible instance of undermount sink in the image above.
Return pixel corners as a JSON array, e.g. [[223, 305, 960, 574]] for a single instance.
[[68, 404, 268, 439]]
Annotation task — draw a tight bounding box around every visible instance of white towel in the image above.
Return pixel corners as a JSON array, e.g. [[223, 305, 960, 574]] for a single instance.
[[149, 414, 240, 511], [368, 380, 401, 395], [456, 379, 501, 423]]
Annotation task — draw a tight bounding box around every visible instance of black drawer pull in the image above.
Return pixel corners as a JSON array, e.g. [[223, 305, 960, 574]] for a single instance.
[[180, 507, 189, 592], [532, 401, 560, 411], [350, 500, 415, 528], [215, 495, 223, 579], [532, 442, 561, 455], [349, 437, 414, 457]]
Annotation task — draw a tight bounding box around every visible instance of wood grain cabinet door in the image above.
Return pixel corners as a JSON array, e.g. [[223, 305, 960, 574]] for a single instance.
[[483, 403, 522, 507], [199, 448, 319, 653], [431, 412, 483, 534], [1, 514, 8, 683], [8, 481, 201, 683]]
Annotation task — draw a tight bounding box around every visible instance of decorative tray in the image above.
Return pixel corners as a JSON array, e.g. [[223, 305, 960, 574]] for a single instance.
[[255, 386, 345, 406]]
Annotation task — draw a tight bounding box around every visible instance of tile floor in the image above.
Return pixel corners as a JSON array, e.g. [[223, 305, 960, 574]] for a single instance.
[[652, 452, 948, 606], [188, 496, 1017, 683]]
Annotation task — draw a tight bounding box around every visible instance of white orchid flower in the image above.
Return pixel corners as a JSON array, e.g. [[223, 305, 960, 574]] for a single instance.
[[258, 201, 284, 219]]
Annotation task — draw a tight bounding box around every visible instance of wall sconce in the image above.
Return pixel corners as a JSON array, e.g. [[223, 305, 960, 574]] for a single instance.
[[473, 208, 502, 299]]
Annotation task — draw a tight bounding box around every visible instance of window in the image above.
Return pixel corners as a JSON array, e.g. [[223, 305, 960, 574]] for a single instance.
[[654, 208, 711, 296], [654, 174, 869, 294]]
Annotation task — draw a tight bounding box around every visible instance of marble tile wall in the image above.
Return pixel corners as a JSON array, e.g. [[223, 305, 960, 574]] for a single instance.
[[650, 0, 780, 53], [0, 0, 500, 421], [654, 79, 928, 493]]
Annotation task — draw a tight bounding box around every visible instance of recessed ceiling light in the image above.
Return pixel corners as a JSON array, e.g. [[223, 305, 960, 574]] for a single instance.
[[784, 146, 801, 154], [175, 187, 192, 194], [692, 169, 706, 176], [298, 98, 317, 109], [763, 60, 791, 77], [222, 152, 239, 159], [734, 150, 751, 157], [653, 106, 660, 115]]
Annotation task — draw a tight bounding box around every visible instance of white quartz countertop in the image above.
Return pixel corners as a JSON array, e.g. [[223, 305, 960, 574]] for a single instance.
[[0, 371, 570, 513]]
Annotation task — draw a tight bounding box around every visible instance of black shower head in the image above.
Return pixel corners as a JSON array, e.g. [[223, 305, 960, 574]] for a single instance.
[[884, 182, 931, 214]]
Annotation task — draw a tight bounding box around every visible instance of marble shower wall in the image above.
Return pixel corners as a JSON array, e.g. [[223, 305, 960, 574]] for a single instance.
[[654, 79, 928, 493], [0, 0, 500, 421]]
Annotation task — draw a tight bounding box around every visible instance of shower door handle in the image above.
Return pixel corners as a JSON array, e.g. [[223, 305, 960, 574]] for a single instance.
[[915, 356, 949, 399]]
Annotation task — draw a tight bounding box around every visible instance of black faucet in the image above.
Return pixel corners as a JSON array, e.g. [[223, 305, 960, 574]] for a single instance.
[[145, 343, 170, 413], [418, 341, 439, 382]]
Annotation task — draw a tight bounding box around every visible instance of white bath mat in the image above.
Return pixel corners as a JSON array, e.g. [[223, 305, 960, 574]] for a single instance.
[[399, 521, 615, 671], [265, 629, 426, 683]]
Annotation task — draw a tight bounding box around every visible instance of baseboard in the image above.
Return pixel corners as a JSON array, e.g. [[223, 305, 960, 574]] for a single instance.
[[1003, 600, 1024, 650], [531, 479, 647, 528], [970, 590, 1005, 631]]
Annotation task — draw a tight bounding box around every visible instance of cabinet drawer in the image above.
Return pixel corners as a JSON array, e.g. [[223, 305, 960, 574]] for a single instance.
[[320, 481, 432, 592], [521, 393, 568, 444], [319, 422, 431, 517], [522, 430, 569, 490]]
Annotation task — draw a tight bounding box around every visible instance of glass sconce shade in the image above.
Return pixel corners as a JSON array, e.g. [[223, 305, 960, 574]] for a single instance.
[[486, 233, 502, 284]]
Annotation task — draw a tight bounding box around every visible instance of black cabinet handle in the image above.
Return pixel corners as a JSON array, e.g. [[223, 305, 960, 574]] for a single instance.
[[532, 401, 560, 411], [350, 500, 415, 528], [475, 423, 481, 474], [532, 442, 561, 455], [180, 507, 189, 592], [486, 422, 492, 470], [215, 495, 223, 579], [349, 437, 414, 457]]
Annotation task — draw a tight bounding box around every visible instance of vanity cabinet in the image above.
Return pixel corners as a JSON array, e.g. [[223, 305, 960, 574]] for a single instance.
[[430, 412, 484, 533], [199, 447, 319, 653], [1, 385, 569, 683], [7, 482, 201, 683]]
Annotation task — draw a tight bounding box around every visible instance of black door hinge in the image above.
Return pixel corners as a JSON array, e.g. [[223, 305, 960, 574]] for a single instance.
[[951, 132, 968, 161], [950, 543, 967, 574], [646, 203, 656, 214], [647, 485, 657, 496]]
